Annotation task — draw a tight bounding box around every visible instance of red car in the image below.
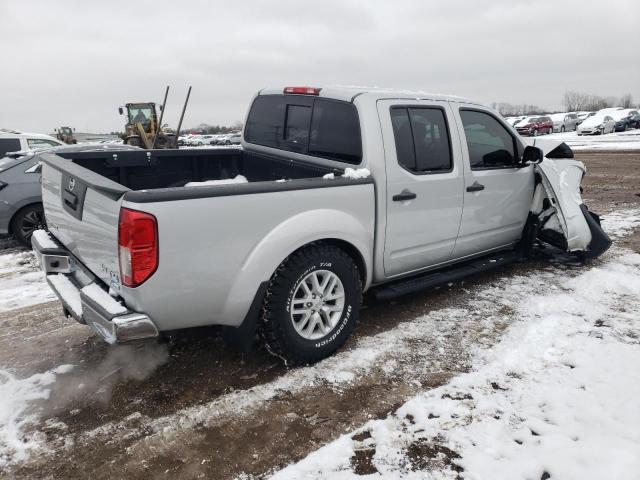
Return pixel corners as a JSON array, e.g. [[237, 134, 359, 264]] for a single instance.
[[515, 116, 553, 136]]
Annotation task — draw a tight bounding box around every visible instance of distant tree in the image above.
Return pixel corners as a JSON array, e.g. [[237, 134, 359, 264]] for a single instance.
[[563, 91, 590, 111], [619, 93, 633, 108]]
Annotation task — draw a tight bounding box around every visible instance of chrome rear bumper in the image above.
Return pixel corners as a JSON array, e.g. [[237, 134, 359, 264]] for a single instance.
[[31, 230, 158, 344]]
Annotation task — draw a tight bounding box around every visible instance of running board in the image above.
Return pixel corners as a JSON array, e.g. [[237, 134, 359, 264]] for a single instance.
[[373, 251, 520, 301]]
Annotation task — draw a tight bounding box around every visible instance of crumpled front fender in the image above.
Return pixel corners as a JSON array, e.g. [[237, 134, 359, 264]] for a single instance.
[[533, 158, 611, 258]]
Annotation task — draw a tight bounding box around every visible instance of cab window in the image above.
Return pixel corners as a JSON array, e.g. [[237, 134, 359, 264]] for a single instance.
[[390, 107, 452, 173], [459, 110, 518, 169]]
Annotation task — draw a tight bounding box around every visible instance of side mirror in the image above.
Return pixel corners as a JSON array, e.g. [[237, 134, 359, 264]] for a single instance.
[[522, 145, 544, 165], [118, 107, 123, 115], [159, 105, 164, 112]]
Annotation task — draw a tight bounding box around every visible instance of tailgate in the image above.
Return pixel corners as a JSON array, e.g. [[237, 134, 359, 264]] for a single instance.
[[39, 153, 129, 288]]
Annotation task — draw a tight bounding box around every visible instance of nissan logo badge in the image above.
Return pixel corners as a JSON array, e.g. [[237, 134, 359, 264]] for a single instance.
[[68, 177, 76, 191]]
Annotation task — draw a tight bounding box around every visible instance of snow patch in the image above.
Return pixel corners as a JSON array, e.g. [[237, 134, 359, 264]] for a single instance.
[[31, 230, 58, 250], [47, 274, 81, 317], [184, 175, 248, 187], [80, 284, 127, 316], [600, 209, 640, 239], [0, 365, 73, 467], [343, 168, 371, 179], [0, 251, 55, 313]]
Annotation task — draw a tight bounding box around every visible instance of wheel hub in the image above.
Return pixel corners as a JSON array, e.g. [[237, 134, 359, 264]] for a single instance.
[[290, 270, 345, 340]]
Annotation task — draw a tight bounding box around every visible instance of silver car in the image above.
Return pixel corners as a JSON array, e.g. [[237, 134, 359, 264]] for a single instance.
[[549, 112, 579, 132]]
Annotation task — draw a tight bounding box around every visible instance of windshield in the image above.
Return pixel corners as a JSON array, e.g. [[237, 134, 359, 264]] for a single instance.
[[128, 106, 153, 125], [60, 127, 72, 135]]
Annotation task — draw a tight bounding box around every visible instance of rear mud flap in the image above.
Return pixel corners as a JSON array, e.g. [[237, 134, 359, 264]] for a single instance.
[[580, 205, 612, 259]]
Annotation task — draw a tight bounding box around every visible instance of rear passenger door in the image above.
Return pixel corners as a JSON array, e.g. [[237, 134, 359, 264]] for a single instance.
[[378, 100, 464, 277], [452, 106, 534, 259]]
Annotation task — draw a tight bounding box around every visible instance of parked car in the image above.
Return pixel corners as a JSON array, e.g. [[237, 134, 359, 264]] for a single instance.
[[0, 130, 64, 157], [549, 112, 579, 132], [576, 111, 595, 125], [515, 116, 554, 136], [225, 133, 242, 145], [33, 86, 609, 365], [628, 112, 640, 129], [610, 109, 639, 132], [504, 116, 525, 126], [0, 144, 140, 245], [576, 114, 616, 135], [596, 107, 624, 116]]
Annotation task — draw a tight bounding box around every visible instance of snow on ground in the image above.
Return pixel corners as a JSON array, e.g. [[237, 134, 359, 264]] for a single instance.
[[0, 364, 73, 467], [271, 218, 640, 479], [0, 209, 638, 471], [544, 129, 640, 151], [0, 251, 55, 313], [600, 209, 640, 238]]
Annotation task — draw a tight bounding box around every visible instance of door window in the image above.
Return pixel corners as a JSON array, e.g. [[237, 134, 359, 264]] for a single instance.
[[459, 110, 517, 169], [390, 107, 452, 173]]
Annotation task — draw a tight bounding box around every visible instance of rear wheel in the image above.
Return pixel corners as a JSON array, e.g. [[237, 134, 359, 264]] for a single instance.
[[11, 204, 46, 247], [260, 244, 362, 365]]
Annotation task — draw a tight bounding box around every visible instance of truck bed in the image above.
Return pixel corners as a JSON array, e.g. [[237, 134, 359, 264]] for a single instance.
[[54, 147, 338, 191]]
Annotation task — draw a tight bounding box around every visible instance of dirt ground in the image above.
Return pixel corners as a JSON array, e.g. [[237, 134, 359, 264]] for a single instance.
[[1, 151, 639, 479]]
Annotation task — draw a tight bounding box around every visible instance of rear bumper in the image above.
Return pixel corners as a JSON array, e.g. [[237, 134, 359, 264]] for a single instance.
[[31, 230, 159, 343]]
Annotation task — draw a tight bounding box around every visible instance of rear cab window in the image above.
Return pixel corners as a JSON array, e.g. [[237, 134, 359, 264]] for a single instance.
[[245, 95, 362, 164], [459, 109, 520, 169]]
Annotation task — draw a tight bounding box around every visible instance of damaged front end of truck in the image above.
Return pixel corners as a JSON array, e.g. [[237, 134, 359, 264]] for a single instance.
[[525, 139, 612, 259]]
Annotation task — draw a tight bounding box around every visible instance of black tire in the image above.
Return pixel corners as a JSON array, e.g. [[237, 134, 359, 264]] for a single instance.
[[561, 126, 565, 133], [11, 204, 46, 247], [260, 244, 362, 365]]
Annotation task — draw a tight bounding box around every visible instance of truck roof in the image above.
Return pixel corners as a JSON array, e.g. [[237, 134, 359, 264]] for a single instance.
[[259, 85, 479, 105]]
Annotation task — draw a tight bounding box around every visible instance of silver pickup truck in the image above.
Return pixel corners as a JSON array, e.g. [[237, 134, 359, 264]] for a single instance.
[[33, 86, 611, 364]]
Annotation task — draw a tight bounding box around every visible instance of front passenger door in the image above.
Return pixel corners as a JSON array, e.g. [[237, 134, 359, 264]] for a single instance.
[[452, 107, 534, 259]]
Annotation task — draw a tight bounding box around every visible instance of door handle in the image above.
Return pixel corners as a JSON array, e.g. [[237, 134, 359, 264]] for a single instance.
[[466, 181, 485, 193], [392, 190, 417, 202]]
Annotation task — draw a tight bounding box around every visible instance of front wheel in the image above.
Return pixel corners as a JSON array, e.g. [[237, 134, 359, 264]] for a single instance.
[[261, 244, 362, 365], [11, 204, 46, 247]]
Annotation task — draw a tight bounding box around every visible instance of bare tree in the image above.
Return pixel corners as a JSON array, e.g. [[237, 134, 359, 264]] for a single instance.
[[619, 93, 633, 108], [563, 91, 589, 111]]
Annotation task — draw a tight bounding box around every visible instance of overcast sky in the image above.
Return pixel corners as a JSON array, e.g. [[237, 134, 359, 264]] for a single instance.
[[1, 0, 639, 133]]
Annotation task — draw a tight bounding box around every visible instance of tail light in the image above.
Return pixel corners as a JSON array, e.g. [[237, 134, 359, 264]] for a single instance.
[[283, 86, 321, 95], [118, 208, 158, 287]]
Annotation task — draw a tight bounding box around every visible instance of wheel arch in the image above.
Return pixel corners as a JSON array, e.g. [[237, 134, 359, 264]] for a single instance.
[[221, 209, 373, 326]]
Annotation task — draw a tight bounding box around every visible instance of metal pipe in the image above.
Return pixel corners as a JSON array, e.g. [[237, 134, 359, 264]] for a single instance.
[[151, 86, 170, 149], [174, 86, 192, 148]]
